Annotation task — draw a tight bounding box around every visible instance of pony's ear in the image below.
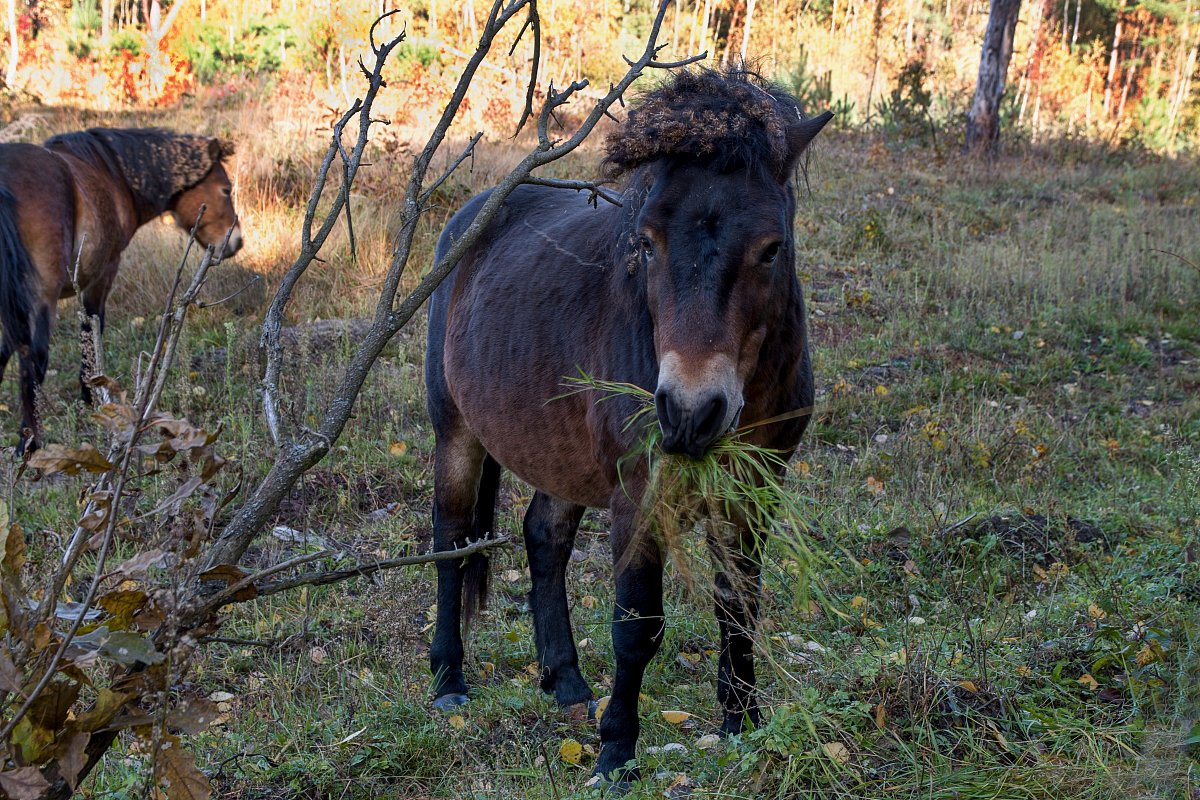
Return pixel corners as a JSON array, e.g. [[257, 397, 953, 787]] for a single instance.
[[206, 137, 235, 161], [782, 110, 834, 177]]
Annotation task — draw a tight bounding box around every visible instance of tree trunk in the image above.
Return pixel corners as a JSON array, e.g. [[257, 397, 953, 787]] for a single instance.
[[5, 0, 17, 87], [1104, 0, 1126, 114], [739, 0, 757, 62], [965, 0, 1022, 154]]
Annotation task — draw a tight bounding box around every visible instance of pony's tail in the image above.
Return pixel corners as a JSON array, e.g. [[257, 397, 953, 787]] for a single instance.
[[462, 455, 501, 631], [0, 186, 34, 356]]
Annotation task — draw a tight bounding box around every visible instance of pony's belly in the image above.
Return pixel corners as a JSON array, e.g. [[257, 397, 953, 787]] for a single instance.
[[458, 400, 614, 509]]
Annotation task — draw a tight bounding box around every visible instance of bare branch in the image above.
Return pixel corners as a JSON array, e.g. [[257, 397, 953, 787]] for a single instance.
[[521, 176, 623, 206], [419, 131, 484, 206], [512, 0, 541, 135], [197, 274, 262, 310], [253, 536, 513, 599]]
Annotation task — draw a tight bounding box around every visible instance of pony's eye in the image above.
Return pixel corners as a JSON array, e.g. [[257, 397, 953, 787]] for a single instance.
[[220, 186, 232, 197], [638, 235, 655, 259], [761, 242, 781, 265]]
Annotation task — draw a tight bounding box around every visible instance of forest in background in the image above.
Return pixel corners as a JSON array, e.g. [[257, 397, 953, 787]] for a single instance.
[[0, 0, 1197, 152]]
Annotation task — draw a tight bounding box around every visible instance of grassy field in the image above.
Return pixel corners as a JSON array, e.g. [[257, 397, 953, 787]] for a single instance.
[[2, 81, 1199, 799]]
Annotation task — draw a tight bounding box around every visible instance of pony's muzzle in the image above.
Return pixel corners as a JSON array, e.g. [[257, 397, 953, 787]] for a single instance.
[[656, 389, 730, 459], [654, 351, 743, 459], [223, 223, 244, 256]]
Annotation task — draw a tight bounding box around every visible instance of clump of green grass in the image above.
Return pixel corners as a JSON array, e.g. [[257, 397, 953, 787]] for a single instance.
[[562, 373, 819, 600]]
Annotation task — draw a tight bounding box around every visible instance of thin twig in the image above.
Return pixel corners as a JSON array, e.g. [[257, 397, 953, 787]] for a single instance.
[[253, 536, 513, 598], [419, 131, 484, 206], [198, 274, 262, 309], [521, 176, 623, 206]]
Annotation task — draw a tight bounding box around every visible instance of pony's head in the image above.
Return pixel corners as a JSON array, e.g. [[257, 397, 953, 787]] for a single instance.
[[45, 129, 244, 256], [605, 68, 831, 459], [170, 137, 243, 256]]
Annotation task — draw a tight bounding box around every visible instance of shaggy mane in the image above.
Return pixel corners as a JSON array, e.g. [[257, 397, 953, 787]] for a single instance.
[[44, 127, 228, 213], [602, 67, 804, 179]]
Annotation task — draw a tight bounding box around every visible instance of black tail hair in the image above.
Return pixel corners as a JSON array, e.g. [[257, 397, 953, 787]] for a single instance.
[[0, 186, 34, 356], [462, 455, 502, 631]]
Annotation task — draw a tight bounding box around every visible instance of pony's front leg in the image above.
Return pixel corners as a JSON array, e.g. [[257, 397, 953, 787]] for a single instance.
[[595, 490, 663, 785], [714, 540, 762, 734]]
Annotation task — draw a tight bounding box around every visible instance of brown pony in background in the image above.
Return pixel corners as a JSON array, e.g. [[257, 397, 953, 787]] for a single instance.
[[0, 127, 242, 451]]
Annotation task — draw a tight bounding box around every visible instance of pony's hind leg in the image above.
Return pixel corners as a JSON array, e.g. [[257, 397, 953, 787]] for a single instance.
[[17, 308, 51, 452], [0, 338, 11, 385], [524, 491, 592, 707], [429, 427, 489, 711]]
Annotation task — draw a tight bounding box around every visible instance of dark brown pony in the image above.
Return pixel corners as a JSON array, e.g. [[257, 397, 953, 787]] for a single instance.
[[0, 127, 242, 450], [426, 68, 831, 783]]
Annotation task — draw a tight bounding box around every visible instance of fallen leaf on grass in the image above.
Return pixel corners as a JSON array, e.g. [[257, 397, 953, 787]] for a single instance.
[[559, 738, 583, 764], [661, 710, 691, 725], [0, 767, 52, 799], [822, 741, 851, 764], [594, 695, 610, 723]]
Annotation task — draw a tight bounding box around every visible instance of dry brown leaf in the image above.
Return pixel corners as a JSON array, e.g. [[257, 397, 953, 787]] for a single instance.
[[158, 738, 212, 800], [55, 729, 90, 789], [0, 767, 52, 799], [27, 443, 113, 475], [822, 741, 851, 764]]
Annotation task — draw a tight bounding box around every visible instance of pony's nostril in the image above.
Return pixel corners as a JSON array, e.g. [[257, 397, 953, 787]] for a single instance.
[[692, 394, 728, 447], [655, 390, 677, 435]]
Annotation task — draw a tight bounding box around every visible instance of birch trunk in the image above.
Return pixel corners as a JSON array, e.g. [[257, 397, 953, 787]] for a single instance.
[[965, 0, 1022, 154]]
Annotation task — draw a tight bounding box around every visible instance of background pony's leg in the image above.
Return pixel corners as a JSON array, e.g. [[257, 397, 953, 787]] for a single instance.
[[78, 269, 113, 404], [428, 425, 487, 710], [523, 491, 591, 707], [17, 307, 52, 452], [714, 537, 762, 733], [0, 339, 11, 384], [596, 490, 663, 784]]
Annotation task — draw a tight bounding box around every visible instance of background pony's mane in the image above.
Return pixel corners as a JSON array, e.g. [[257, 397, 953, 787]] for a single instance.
[[602, 67, 805, 179], [45, 127, 230, 212]]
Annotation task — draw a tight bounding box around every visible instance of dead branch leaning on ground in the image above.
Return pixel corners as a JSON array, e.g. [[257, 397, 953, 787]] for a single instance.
[[204, 0, 704, 570]]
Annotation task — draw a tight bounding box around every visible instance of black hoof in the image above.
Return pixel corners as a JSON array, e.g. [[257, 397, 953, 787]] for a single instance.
[[586, 770, 635, 795], [721, 707, 760, 735], [587, 699, 600, 722], [432, 693, 469, 712]]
